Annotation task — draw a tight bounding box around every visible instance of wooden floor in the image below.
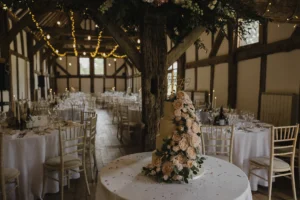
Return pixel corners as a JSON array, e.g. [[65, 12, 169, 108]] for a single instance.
[[44, 108, 300, 200]]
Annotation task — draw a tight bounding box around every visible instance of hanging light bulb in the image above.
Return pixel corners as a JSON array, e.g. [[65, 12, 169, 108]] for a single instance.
[[55, 49, 59, 53], [108, 63, 111, 66], [95, 24, 99, 28], [83, 52, 86, 56], [137, 39, 141, 44], [73, 44, 76, 48], [87, 35, 91, 40], [59, 57, 62, 61], [114, 58, 117, 62], [69, 63, 72, 66], [57, 21, 61, 25], [46, 34, 51, 39]]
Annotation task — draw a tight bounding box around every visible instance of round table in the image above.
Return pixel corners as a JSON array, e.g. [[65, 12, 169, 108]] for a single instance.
[[99, 152, 252, 200], [3, 127, 80, 200]]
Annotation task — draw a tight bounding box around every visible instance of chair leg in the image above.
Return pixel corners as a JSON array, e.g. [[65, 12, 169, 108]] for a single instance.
[[16, 176, 20, 200], [89, 151, 94, 183], [267, 170, 273, 200], [60, 171, 64, 200], [83, 165, 91, 195], [93, 151, 99, 183], [291, 168, 297, 200]]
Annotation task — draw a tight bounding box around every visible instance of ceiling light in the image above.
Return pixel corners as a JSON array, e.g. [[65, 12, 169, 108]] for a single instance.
[[57, 21, 61, 25], [137, 39, 141, 44], [73, 44, 76, 48], [46, 34, 51, 39], [95, 24, 99, 28], [69, 63, 72, 66], [55, 49, 59, 53], [59, 57, 62, 61], [87, 35, 91, 40], [114, 58, 117, 62], [83, 52, 86, 56], [108, 63, 111, 66]]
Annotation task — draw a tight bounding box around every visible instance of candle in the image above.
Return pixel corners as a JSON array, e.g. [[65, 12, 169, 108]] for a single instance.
[[208, 93, 211, 104], [17, 102, 20, 122], [13, 95, 16, 117], [214, 97, 217, 109]]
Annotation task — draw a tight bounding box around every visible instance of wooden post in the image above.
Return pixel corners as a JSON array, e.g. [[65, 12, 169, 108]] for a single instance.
[[141, 13, 167, 151], [177, 53, 186, 91]]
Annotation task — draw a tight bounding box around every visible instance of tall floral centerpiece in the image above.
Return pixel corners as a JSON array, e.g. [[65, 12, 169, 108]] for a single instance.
[[143, 91, 204, 183]]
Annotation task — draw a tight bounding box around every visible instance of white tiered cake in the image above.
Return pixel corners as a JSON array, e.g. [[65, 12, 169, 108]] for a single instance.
[[143, 91, 204, 183]]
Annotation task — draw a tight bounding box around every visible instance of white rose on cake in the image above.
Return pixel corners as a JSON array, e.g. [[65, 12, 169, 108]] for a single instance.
[[179, 138, 189, 151], [186, 147, 197, 159], [190, 134, 201, 148], [186, 118, 193, 129], [173, 99, 184, 110], [192, 122, 200, 133], [174, 109, 181, 117]]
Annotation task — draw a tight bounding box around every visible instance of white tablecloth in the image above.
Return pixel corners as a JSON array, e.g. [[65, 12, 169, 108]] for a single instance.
[[98, 152, 252, 200], [3, 129, 79, 200], [233, 127, 271, 191]]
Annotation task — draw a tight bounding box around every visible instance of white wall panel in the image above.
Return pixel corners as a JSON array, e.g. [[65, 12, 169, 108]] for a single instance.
[[11, 55, 17, 97], [214, 63, 228, 107], [268, 22, 294, 43], [186, 45, 196, 63], [57, 79, 67, 94], [94, 78, 103, 93], [117, 79, 125, 91], [185, 68, 195, 90], [16, 33, 22, 54], [197, 67, 210, 91], [81, 78, 91, 93], [69, 78, 79, 91], [237, 58, 261, 116], [22, 31, 28, 57], [266, 50, 300, 94], [67, 56, 78, 75], [105, 78, 114, 91], [198, 32, 212, 60]]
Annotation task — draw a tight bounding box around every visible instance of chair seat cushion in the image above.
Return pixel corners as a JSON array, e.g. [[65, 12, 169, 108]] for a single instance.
[[45, 155, 82, 168], [250, 156, 290, 172], [4, 168, 20, 181]]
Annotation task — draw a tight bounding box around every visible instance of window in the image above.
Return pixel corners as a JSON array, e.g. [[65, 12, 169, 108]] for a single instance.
[[167, 61, 178, 95], [94, 58, 104, 75], [79, 57, 90, 75], [238, 20, 259, 47]]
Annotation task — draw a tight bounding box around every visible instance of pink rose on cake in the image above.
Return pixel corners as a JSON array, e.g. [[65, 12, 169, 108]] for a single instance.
[[189, 134, 201, 148], [172, 133, 181, 142], [162, 161, 173, 176], [174, 109, 181, 117], [186, 118, 193, 129], [173, 99, 184, 110], [179, 138, 189, 151], [172, 145, 180, 152], [186, 160, 196, 168], [176, 91, 186, 100], [186, 147, 197, 159], [192, 122, 200, 133]]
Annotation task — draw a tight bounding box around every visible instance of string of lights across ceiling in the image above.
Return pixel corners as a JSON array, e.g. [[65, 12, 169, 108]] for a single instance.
[[69, 10, 78, 56], [90, 31, 103, 57]]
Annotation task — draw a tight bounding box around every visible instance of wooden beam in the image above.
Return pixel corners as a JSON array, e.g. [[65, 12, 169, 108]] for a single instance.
[[186, 55, 229, 68], [166, 26, 205, 68], [0, 14, 31, 48], [32, 40, 47, 55], [112, 63, 126, 76], [209, 30, 225, 57], [90, 10, 141, 71], [56, 62, 71, 76], [41, 27, 112, 38]]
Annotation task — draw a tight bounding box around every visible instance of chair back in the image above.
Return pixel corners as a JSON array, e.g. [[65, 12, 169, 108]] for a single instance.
[[59, 124, 86, 166], [272, 125, 299, 169], [80, 111, 96, 125], [119, 105, 129, 121], [200, 125, 234, 163], [71, 103, 85, 121], [87, 115, 97, 147], [0, 132, 6, 200]]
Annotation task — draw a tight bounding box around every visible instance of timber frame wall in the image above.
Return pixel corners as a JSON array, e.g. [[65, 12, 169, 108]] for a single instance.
[[184, 22, 300, 119]]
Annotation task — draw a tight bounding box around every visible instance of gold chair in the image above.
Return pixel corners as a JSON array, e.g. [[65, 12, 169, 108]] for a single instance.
[[42, 125, 90, 200], [248, 125, 299, 200], [71, 103, 85, 121], [0, 132, 21, 200], [200, 125, 234, 163], [117, 105, 137, 141], [80, 111, 96, 125]]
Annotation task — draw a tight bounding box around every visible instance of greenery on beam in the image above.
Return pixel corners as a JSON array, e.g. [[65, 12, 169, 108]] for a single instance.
[[2, 0, 264, 43]]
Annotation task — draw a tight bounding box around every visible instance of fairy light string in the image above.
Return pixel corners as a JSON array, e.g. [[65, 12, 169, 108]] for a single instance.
[[28, 9, 66, 57], [90, 31, 103, 57], [70, 10, 78, 56]]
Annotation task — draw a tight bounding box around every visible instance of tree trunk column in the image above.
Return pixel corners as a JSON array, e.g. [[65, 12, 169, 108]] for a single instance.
[[141, 13, 167, 151]]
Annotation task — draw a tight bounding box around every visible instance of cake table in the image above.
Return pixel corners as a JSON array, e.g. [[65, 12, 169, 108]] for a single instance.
[[99, 152, 252, 200]]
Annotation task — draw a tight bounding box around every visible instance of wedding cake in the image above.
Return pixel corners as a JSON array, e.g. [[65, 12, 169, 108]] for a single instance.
[[143, 91, 204, 183]]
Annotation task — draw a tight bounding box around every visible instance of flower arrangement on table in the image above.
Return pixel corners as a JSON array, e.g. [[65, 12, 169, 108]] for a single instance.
[[143, 91, 205, 183]]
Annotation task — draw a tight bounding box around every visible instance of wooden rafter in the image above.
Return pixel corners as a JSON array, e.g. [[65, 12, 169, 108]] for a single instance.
[[112, 63, 126, 76], [166, 26, 205, 68], [90, 10, 141, 71], [209, 30, 225, 57]]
